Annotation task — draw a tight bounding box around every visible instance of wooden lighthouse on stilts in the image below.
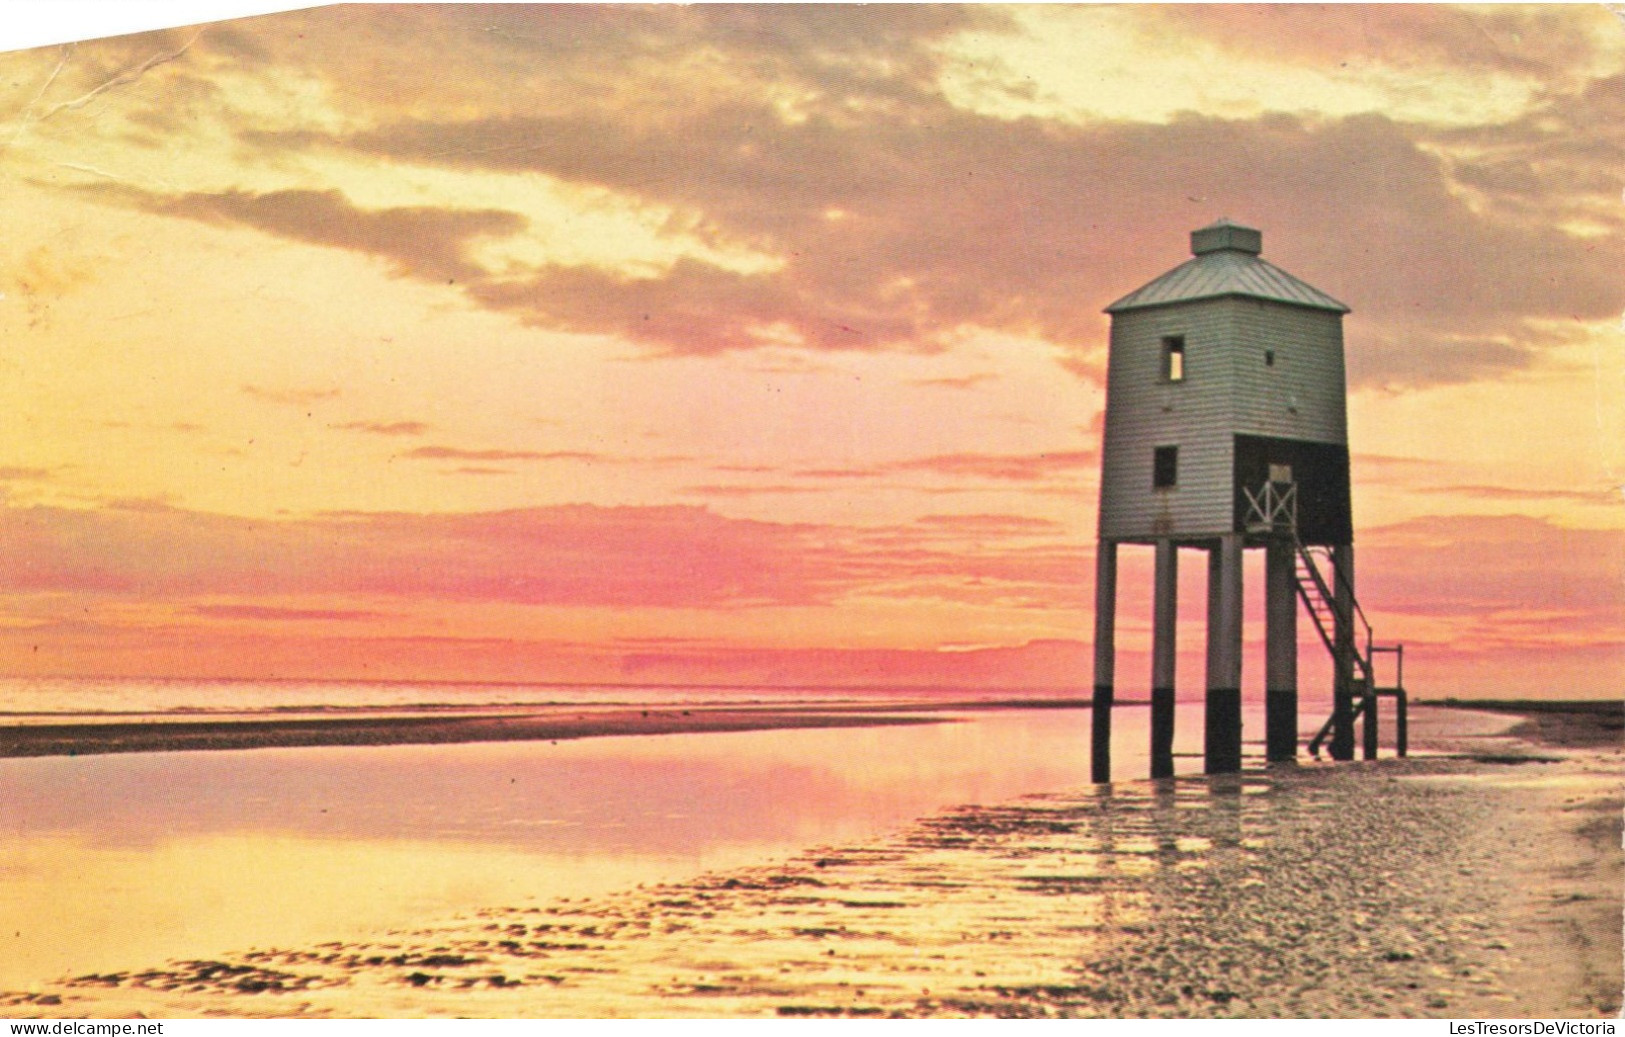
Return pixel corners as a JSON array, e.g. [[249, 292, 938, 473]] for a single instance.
[[1090, 220, 1406, 782]]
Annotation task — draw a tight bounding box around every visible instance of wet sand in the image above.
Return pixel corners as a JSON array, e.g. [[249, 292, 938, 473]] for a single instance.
[[1426, 699, 1625, 751], [0, 706, 954, 758], [2, 702, 1619, 1018]]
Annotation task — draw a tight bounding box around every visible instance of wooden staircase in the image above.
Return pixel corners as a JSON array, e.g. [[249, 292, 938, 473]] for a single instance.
[[1292, 540, 1407, 759]]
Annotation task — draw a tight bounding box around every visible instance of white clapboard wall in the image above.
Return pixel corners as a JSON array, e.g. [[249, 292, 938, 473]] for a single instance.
[[1098, 221, 1350, 543]]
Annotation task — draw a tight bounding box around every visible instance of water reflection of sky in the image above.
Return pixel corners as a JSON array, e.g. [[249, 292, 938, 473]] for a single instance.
[[0, 705, 1259, 989]]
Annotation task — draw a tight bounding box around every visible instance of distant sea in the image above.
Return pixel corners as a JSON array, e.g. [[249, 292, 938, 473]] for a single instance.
[[0, 676, 1078, 718]]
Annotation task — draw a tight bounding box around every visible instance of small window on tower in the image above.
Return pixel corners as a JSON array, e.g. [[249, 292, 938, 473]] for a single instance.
[[1153, 446, 1178, 489], [1265, 349, 1276, 367], [1163, 337, 1185, 382]]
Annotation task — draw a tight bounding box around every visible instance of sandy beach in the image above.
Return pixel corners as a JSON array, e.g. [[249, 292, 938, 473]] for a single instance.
[[2, 701, 1618, 1019], [0, 705, 961, 759]]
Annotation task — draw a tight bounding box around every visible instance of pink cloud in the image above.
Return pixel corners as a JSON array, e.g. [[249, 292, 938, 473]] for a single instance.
[[0, 499, 1098, 621], [154, 188, 523, 283], [1417, 484, 1622, 506], [891, 450, 1097, 481], [680, 483, 829, 498], [331, 420, 430, 437], [241, 384, 341, 406], [0, 503, 835, 608], [789, 450, 1097, 484], [914, 514, 1063, 534], [400, 445, 592, 463], [1358, 514, 1623, 643], [190, 604, 386, 622], [905, 373, 998, 390]]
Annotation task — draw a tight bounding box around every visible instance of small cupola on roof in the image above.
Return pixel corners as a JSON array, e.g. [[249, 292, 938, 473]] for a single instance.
[[1105, 218, 1348, 315], [1191, 218, 1262, 256]]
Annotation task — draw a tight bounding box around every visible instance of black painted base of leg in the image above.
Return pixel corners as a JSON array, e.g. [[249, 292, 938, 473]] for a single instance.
[[1266, 689, 1297, 762], [1150, 686, 1175, 779], [1091, 685, 1114, 783], [1204, 688, 1242, 774]]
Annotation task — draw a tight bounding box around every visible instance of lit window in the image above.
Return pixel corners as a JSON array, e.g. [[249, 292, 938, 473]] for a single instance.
[[1153, 446, 1178, 489], [1163, 336, 1185, 382]]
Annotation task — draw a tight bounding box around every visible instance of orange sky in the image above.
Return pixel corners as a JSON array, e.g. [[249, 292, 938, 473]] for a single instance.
[[0, 4, 1620, 698]]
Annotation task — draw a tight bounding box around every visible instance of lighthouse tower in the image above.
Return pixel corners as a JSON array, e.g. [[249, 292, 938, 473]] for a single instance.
[[1089, 220, 1403, 780]]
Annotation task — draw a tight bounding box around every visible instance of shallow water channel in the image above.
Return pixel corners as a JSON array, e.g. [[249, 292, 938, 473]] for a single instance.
[[0, 702, 1270, 990]]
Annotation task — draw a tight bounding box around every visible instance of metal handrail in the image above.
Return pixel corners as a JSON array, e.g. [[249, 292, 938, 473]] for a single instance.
[[1300, 543, 1374, 665], [1294, 542, 1374, 685], [1330, 552, 1376, 663], [1369, 644, 1404, 691]]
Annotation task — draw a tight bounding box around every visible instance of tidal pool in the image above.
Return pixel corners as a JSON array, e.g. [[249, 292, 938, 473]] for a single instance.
[[1, 703, 1265, 990]]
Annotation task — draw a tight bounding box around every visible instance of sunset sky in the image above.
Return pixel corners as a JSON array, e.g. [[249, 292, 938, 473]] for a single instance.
[[0, 4, 1620, 698]]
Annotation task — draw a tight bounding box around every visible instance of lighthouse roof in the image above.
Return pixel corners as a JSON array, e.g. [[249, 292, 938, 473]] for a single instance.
[[1105, 220, 1349, 315]]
